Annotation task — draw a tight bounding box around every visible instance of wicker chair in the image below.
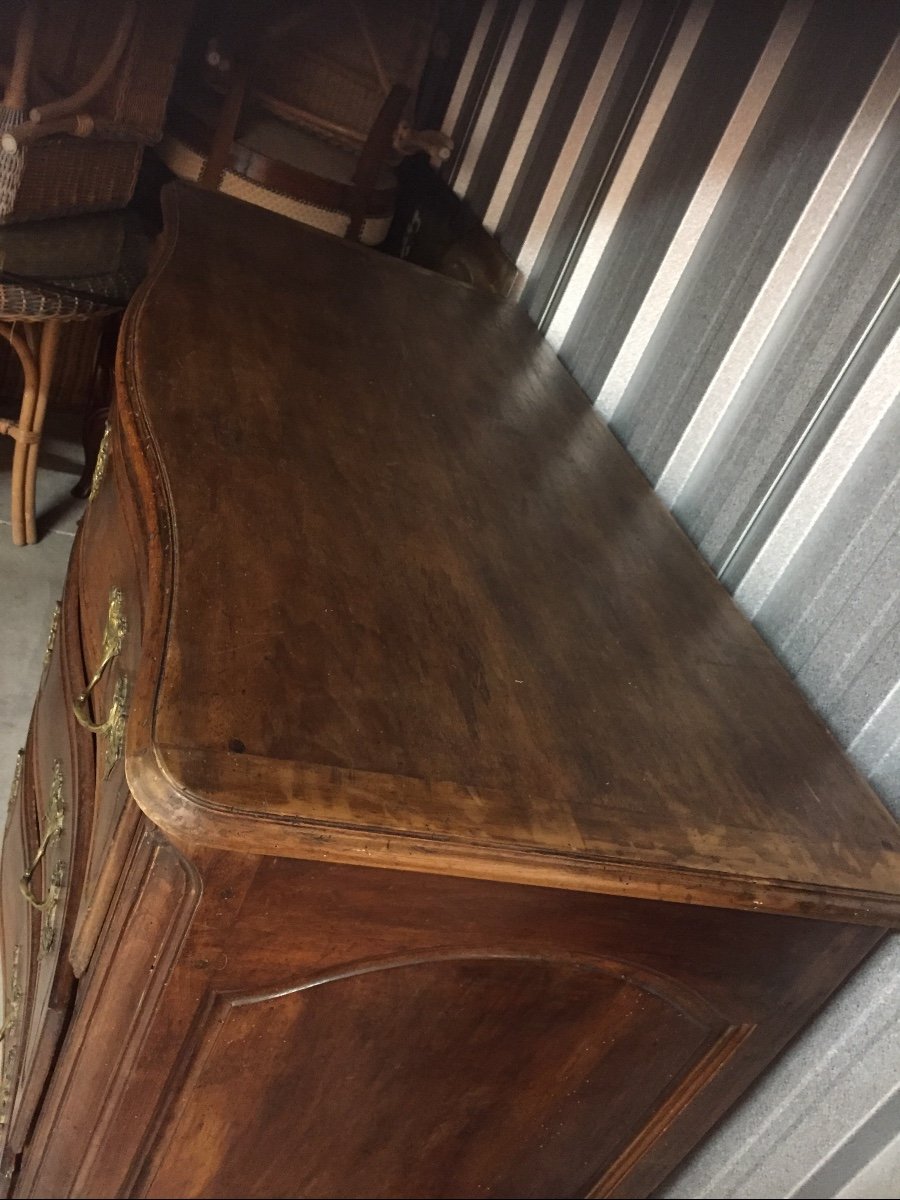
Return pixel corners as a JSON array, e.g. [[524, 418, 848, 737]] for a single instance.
[[0, 0, 194, 224], [158, 0, 451, 246], [0, 209, 148, 544]]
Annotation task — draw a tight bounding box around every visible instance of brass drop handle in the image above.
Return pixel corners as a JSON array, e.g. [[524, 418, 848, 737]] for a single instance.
[[43, 602, 60, 668], [73, 586, 127, 734], [19, 761, 65, 923], [73, 670, 128, 744], [19, 825, 60, 910], [73, 588, 129, 776]]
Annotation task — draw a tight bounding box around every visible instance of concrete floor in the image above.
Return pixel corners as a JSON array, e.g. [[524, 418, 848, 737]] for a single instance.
[[0, 414, 85, 816]]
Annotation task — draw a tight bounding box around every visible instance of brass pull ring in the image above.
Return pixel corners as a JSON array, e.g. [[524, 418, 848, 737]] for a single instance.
[[72, 587, 128, 773], [73, 586, 126, 732], [73, 671, 128, 739], [19, 826, 59, 910]]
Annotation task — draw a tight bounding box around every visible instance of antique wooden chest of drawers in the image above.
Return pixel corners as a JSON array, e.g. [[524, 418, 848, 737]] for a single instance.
[[2, 183, 900, 1198]]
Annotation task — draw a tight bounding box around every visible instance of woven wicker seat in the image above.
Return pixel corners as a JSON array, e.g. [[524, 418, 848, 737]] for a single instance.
[[0, 208, 148, 544]]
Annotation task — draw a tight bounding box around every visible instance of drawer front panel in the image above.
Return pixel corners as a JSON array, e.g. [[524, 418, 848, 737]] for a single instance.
[[0, 747, 39, 1153], [72, 416, 145, 975], [14, 565, 95, 1145]]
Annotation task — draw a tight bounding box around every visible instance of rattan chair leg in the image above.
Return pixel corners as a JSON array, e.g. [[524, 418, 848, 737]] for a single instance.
[[2, 0, 39, 112], [10, 443, 26, 546], [22, 320, 61, 544], [0, 321, 37, 546]]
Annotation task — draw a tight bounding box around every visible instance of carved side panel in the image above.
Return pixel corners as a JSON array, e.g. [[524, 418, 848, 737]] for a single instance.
[[143, 956, 741, 1199]]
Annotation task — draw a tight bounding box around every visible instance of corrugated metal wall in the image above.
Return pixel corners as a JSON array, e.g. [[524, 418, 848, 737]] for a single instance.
[[440, 2, 900, 1196]]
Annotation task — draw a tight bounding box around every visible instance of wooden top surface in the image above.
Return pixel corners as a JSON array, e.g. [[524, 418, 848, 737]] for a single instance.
[[121, 183, 900, 924]]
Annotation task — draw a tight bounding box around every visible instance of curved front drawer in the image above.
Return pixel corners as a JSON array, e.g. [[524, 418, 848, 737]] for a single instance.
[[72, 415, 145, 974], [14, 559, 95, 1148], [0, 745, 39, 1155]]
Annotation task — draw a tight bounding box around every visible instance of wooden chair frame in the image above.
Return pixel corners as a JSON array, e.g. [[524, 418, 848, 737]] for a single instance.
[[0, 0, 140, 152]]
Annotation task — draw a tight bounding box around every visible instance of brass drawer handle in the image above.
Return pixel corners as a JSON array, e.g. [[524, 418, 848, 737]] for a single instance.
[[19, 834, 62, 910], [73, 586, 126, 728], [19, 760, 65, 909], [19, 761, 66, 953], [43, 601, 60, 667], [73, 587, 129, 773], [89, 423, 110, 501], [73, 673, 129, 748]]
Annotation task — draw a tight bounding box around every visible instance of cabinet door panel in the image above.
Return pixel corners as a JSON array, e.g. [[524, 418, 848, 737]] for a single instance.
[[144, 956, 735, 1200]]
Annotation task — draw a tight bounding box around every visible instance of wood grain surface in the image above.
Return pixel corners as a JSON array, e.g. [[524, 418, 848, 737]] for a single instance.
[[6, 180, 898, 1200], [119, 182, 900, 924]]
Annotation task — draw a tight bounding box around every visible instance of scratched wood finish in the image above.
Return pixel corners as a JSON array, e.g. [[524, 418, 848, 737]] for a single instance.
[[2, 181, 900, 1199], [119, 183, 900, 924]]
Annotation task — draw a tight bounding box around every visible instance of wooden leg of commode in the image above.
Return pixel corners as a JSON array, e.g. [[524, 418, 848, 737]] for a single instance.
[[1, 321, 38, 547], [22, 320, 61, 544]]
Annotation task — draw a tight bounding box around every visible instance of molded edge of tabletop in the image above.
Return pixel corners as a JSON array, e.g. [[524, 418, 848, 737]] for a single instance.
[[118, 183, 900, 931]]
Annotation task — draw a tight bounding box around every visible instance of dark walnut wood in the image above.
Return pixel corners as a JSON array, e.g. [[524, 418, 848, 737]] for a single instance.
[[1, 182, 899, 1199]]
